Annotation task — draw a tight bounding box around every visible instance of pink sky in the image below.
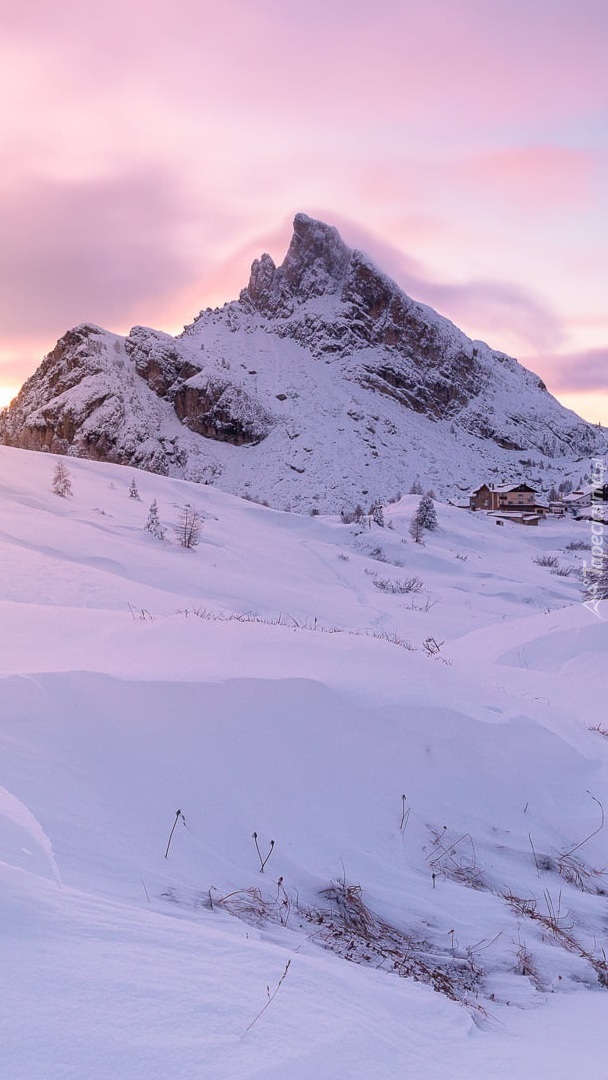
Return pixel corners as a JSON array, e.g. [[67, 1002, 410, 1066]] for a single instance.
[[1, 0, 606, 424]]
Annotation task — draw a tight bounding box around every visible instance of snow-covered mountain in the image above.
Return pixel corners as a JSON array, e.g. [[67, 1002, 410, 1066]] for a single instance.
[[1, 444, 607, 1078], [1, 214, 605, 511]]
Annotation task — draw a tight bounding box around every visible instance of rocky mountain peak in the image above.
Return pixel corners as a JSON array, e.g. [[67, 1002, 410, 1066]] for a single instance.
[[242, 213, 353, 315], [1, 212, 606, 511]]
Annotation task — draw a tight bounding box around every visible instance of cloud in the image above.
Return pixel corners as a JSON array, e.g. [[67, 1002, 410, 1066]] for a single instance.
[[0, 170, 208, 340], [532, 348, 608, 392], [452, 146, 596, 212]]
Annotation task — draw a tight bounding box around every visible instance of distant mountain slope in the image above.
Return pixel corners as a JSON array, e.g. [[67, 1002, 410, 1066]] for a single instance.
[[1, 213, 605, 510]]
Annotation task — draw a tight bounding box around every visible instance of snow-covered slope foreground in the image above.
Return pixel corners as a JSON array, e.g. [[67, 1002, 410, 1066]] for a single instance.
[[2, 214, 606, 512], [1, 446, 608, 1079]]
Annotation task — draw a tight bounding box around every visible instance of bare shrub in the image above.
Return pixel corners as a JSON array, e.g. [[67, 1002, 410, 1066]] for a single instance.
[[304, 881, 485, 1008], [426, 826, 487, 890], [175, 607, 416, 651], [368, 545, 387, 562], [503, 890, 608, 987], [515, 940, 543, 988], [533, 554, 559, 567], [340, 505, 365, 524], [528, 797, 606, 893], [175, 503, 202, 548], [373, 576, 423, 594], [422, 637, 451, 664]]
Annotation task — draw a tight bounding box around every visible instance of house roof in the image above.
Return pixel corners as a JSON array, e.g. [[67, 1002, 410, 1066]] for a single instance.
[[493, 482, 537, 493], [470, 482, 537, 495], [562, 484, 606, 503]]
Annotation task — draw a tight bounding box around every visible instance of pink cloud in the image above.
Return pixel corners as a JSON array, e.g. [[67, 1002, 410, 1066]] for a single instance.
[[0, 0, 605, 406], [452, 147, 596, 210], [0, 170, 211, 340], [3, 0, 606, 142], [531, 348, 608, 392]]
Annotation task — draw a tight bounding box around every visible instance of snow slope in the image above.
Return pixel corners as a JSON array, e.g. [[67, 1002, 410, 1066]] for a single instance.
[[1, 445, 608, 1079]]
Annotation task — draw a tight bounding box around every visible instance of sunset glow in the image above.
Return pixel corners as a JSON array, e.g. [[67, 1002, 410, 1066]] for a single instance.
[[0, 386, 19, 409], [1, 0, 606, 421]]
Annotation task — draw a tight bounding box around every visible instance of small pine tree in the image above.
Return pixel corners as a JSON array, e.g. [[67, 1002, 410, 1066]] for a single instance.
[[414, 492, 438, 531], [369, 501, 385, 527], [144, 499, 165, 540], [409, 516, 424, 543], [129, 478, 141, 500], [409, 478, 424, 495], [175, 503, 202, 549], [52, 460, 72, 497]]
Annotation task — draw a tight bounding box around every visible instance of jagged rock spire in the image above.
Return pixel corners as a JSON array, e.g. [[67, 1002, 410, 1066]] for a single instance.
[[242, 213, 353, 314]]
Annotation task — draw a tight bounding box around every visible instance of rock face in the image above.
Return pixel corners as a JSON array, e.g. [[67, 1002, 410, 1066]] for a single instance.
[[1, 213, 605, 510]]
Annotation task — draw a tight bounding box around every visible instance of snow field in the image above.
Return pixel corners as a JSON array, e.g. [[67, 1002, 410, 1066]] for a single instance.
[[1, 446, 607, 1078]]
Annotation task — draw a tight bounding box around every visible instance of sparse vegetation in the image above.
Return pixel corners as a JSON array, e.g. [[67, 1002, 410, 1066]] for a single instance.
[[144, 498, 165, 539], [164, 809, 186, 858], [409, 517, 424, 544], [174, 606, 417, 651], [533, 554, 559, 567], [368, 501, 385, 527], [243, 960, 291, 1034], [422, 636, 451, 663], [550, 564, 577, 577], [340, 505, 365, 524], [175, 503, 202, 548], [252, 832, 275, 873], [52, 460, 72, 497], [373, 576, 423, 594]]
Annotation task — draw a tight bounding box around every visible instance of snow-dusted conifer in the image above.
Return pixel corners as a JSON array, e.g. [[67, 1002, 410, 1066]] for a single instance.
[[129, 478, 141, 500], [52, 460, 72, 497], [414, 492, 438, 532], [144, 499, 165, 539], [409, 516, 424, 543], [369, 501, 385, 527]]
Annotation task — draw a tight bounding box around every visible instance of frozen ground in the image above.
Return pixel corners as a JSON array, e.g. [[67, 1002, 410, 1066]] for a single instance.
[[1, 445, 607, 1079]]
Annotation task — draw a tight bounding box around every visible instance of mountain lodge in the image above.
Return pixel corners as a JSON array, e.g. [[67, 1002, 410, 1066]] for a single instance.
[[469, 482, 541, 513]]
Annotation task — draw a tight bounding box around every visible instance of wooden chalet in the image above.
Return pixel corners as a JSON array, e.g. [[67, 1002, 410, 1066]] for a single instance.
[[469, 482, 542, 513]]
